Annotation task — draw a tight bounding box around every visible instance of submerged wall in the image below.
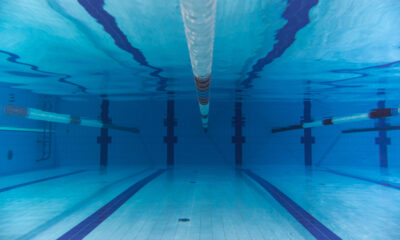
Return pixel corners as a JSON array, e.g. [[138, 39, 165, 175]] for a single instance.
[[54, 98, 235, 167], [4, 95, 397, 171], [55, 98, 165, 167], [243, 100, 400, 167], [174, 100, 234, 165], [0, 87, 57, 175]]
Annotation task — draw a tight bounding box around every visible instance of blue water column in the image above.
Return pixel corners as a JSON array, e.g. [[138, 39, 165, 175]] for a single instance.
[[97, 99, 112, 167], [301, 99, 315, 166]]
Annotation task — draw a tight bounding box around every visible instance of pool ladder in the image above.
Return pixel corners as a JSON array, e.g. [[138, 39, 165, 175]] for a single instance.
[[36, 101, 52, 162]]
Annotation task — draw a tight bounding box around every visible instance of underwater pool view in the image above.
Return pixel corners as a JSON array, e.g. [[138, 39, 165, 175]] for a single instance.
[[1, 0, 400, 239]]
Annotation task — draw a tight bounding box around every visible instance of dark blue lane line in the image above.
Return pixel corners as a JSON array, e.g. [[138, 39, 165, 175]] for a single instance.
[[47, 0, 165, 94], [57, 169, 166, 240], [46, 0, 131, 69], [322, 169, 400, 191], [0, 50, 87, 93], [0, 50, 53, 74], [0, 170, 87, 193], [326, 60, 400, 85], [241, 0, 319, 89], [306, 60, 400, 93], [16, 168, 152, 240], [5, 71, 50, 78], [77, 0, 169, 92], [243, 169, 341, 240], [58, 74, 87, 93]]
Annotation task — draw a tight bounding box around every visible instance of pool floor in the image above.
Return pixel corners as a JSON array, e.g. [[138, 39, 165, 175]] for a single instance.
[[1, 165, 400, 240]]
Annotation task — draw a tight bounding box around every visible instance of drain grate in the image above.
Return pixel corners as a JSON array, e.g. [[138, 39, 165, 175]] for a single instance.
[[178, 218, 190, 222], [189, 181, 196, 184]]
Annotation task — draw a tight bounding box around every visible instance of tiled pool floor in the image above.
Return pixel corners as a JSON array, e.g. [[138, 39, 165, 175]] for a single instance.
[[1, 165, 400, 240]]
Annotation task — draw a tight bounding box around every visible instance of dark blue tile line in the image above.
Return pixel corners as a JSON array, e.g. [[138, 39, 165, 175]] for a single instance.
[[243, 169, 341, 240], [5, 71, 50, 78], [0, 50, 53, 74], [49, 0, 168, 94], [46, 0, 130, 69], [323, 169, 400, 191], [0, 170, 87, 193], [326, 60, 400, 85], [318, 60, 400, 91], [16, 168, 152, 240], [57, 169, 166, 240], [0, 50, 87, 93], [77, 0, 169, 92], [315, 61, 400, 91], [241, 0, 319, 89]]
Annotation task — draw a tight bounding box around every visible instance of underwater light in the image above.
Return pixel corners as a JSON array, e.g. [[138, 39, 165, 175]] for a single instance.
[[272, 107, 400, 133], [180, 0, 217, 131], [4, 105, 139, 133]]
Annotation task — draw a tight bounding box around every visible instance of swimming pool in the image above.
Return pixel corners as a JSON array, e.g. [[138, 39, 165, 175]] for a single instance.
[[1, 0, 400, 239]]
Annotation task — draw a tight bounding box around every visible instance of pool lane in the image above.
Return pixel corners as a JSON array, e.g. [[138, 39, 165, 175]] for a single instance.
[[6, 166, 398, 240], [322, 168, 400, 190], [243, 169, 341, 240], [0, 167, 86, 189], [16, 168, 151, 240], [83, 167, 312, 240], [0, 170, 87, 193], [249, 165, 400, 240], [0, 166, 152, 240], [57, 169, 166, 240]]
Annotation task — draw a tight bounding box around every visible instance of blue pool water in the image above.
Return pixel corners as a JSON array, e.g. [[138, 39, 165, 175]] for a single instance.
[[1, 0, 400, 239]]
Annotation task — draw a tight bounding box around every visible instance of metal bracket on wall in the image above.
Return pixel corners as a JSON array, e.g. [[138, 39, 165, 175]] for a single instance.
[[97, 100, 112, 167], [164, 100, 177, 166], [301, 100, 315, 166], [375, 100, 390, 168]]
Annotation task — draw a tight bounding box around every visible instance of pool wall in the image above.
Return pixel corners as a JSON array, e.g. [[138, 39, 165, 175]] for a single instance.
[[0, 88, 58, 175], [2, 90, 400, 176], [49, 98, 400, 168]]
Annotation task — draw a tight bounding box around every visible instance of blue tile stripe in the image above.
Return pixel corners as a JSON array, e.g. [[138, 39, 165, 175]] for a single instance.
[[0, 170, 87, 193], [243, 169, 341, 240], [76, 0, 169, 92], [0, 50, 87, 92], [323, 169, 400, 190], [241, 0, 319, 89], [57, 169, 166, 240]]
